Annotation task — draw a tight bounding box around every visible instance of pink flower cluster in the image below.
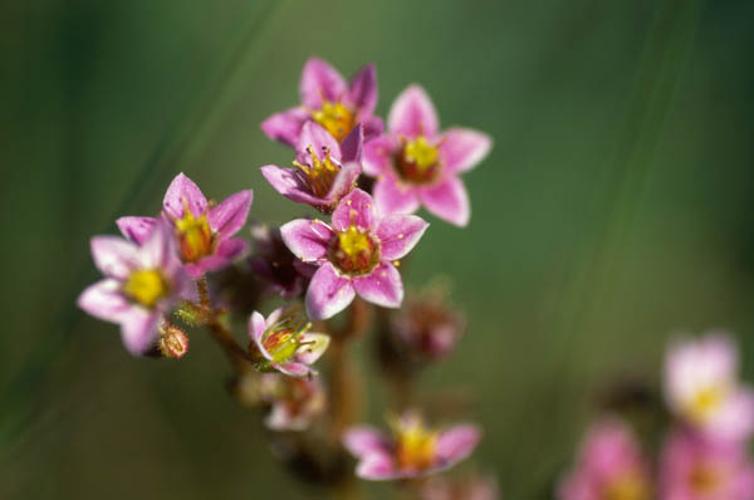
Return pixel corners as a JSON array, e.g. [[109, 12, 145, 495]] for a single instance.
[[559, 332, 754, 500]]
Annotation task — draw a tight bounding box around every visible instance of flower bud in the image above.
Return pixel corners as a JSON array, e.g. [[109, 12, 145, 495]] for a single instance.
[[157, 324, 189, 359]]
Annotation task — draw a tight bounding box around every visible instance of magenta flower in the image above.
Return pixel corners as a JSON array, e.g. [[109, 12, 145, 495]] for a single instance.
[[558, 417, 652, 500], [343, 411, 481, 481], [363, 85, 492, 227], [261, 57, 382, 147], [256, 373, 327, 431], [660, 429, 754, 500], [248, 307, 330, 378], [117, 173, 253, 279], [77, 221, 189, 355], [664, 333, 754, 442], [280, 189, 429, 320], [261, 122, 362, 213]]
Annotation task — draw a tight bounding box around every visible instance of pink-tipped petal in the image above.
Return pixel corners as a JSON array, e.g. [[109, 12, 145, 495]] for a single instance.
[[295, 332, 330, 365], [275, 361, 312, 378], [116, 216, 157, 245], [376, 214, 429, 260], [120, 309, 160, 356], [331, 189, 375, 232], [373, 178, 421, 216], [343, 426, 391, 457], [261, 107, 308, 147], [353, 262, 403, 308], [340, 124, 364, 163], [347, 63, 378, 115], [362, 134, 398, 177], [297, 121, 342, 162], [362, 115, 385, 141], [208, 190, 253, 239], [260, 165, 324, 207], [305, 263, 355, 320], [280, 219, 334, 262], [162, 173, 207, 220], [356, 454, 400, 481], [300, 57, 347, 109], [77, 279, 131, 323], [327, 162, 361, 203], [439, 128, 492, 174], [90, 236, 140, 280], [420, 177, 470, 227], [388, 85, 439, 138], [139, 221, 175, 270], [249, 311, 271, 360], [436, 425, 481, 465]]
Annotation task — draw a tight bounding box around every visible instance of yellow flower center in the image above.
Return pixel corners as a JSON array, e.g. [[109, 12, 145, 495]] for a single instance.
[[602, 470, 650, 500], [687, 386, 726, 424], [292, 145, 341, 198], [395, 136, 440, 185], [259, 311, 312, 365], [123, 269, 169, 308], [311, 101, 355, 142], [175, 210, 214, 263], [330, 225, 379, 275], [393, 418, 438, 472]]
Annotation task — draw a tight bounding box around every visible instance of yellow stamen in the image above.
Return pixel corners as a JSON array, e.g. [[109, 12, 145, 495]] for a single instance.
[[123, 269, 168, 308], [311, 101, 355, 142], [330, 225, 378, 275], [396, 136, 440, 184], [174, 199, 214, 262], [292, 145, 341, 198], [391, 415, 438, 471], [687, 386, 726, 424], [603, 470, 650, 500], [260, 309, 312, 364]]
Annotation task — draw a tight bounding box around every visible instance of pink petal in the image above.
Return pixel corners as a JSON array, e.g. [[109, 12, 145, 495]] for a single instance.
[[90, 236, 140, 280], [295, 332, 330, 365], [343, 426, 392, 457], [186, 238, 247, 277], [331, 189, 375, 232], [275, 361, 312, 378], [340, 124, 364, 163], [362, 115, 385, 141], [305, 263, 355, 320], [373, 177, 420, 217], [162, 173, 207, 220], [353, 262, 403, 308], [260, 107, 308, 147], [299, 57, 347, 109], [116, 216, 157, 245], [420, 177, 470, 227], [280, 219, 334, 262], [376, 214, 429, 260], [362, 134, 398, 177], [436, 425, 481, 465], [77, 279, 131, 323], [260, 165, 324, 207], [208, 190, 253, 239], [326, 162, 361, 204], [387, 85, 439, 138], [356, 454, 400, 481], [346, 63, 377, 115], [297, 121, 342, 162], [439, 128, 492, 174], [139, 221, 177, 270], [248, 310, 271, 360], [120, 309, 160, 356]]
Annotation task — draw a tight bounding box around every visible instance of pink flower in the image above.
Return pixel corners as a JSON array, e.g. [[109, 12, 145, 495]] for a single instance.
[[117, 173, 253, 278], [261, 57, 382, 148], [343, 411, 481, 481], [261, 122, 362, 213], [77, 221, 189, 355], [248, 307, 330, 378], [664, 333, 754, 443], [558, 418, 652, 500], [363, 85, 492, 227], [280, 189, 429, 320], [255, 373, 326, 431], [660, 429, 754, 500]]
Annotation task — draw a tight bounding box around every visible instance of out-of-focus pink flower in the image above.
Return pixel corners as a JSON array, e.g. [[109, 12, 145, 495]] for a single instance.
[[77, 222, 189, 355], [261, 57, 382, 147], [249, 224, 312, 299], [117, 173, 253, 278], [261, 122, 362, 213], [421, 473, 501, 500], [343, 411, 481, 481], [255, 373, 326, 431], [363, 85, 491, 227], [664, 333, 754, 442], [248, 307, 330, 378], [558, 418, 652, 500], [280, 189, 429, 320], [660, 429, 754, 500]]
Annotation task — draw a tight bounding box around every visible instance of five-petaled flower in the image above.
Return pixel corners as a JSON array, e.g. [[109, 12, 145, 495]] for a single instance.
[[664, 333, 754, 443], [280, 189, 429, 320], [343, 411, 481, 480], [117, 173, 253, 279], [261, 122, 362, 213], [363, 85, 492, 227], [248, 307, 330, 378], [77, 221, 189, 355], [261, 57, 382, 148]]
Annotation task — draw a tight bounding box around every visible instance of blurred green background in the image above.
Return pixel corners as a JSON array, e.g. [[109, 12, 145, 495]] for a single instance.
[[2, 0, 754, 498]]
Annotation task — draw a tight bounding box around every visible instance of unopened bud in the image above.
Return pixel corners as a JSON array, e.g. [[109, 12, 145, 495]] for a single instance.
[[158, 324, 189, 359]]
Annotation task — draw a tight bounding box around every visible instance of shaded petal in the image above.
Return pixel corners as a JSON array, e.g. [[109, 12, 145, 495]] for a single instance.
[[116, 216, 157, 245], [343, 426, 392, 458], [306, 263, 355, 320], [300, 57, 347, 109], [388, 85, 438, 138], [90, 236, 140, 280], [280, 219, 334, 262], [295, 332, 330, 365], [77, 279, 131, 323], [353, 262, 403, 308], [326, 162, 361, 204], [331, 189, 375, 232], [162, 173, 207, 220], [376, 214, 429, 260], [139, 221, 176, 270], [436, 425, 481, 465], [362, 134, 398, 177], [275, 361, 312, 378], [373, 177, 420, 217], [260, 165, 324, 207], [297, 121, 342, 162], [713, 388, 754, 442], [120, 308, 160, 356], [356, 454, 400, 481], [249, 310, 272, 360], [186, 238, 247, 278], [260, 107, 308, 147], [340, 124, 364, 163], [439, 128, 492, 174], [362, 115, 385, 141], [346, 63, 377, 115], [420, 177, 470, 227], [208, 189, 253, 239]]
